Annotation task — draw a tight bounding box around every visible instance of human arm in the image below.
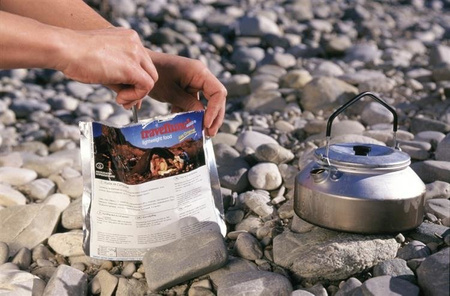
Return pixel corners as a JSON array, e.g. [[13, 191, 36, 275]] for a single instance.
[[0, 0, 227, 136], [0, 10, 157, 109]]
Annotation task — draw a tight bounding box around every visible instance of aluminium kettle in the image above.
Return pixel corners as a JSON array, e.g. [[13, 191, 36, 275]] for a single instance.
[[294, 92, 426, 234]]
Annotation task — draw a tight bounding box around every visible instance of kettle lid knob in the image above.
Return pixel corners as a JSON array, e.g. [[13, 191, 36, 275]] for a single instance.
[[353, 145, 371, 156]]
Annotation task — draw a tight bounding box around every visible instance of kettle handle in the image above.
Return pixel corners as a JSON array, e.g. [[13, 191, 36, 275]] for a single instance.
[[326, 91, 398, 137]]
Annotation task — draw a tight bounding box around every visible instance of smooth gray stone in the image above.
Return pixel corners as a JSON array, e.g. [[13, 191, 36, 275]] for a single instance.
[[414, 131, 446, 149], [401, 145, 430, 160], [62, 197, 83, 230], [301, 77, 358, 112], [0, 204, 61, 256], [216, 271, 292, 296], [411, 160, 450, 183], [32, 244, 55, 261], [11, 247, 31, 270], [417, 248, 450, 296], [255, 143, 295, 164], [290, 215, 317, 234], [436, 133, 450, 161], [221, 74, 251, 98], [235, 131, 278, 153], [66, 81, 94, 99], [354, 275, 419, 296], [10, 98, 51, 118], [0, 263, 46, 295], [330, 120, 365, 137], [335, 277, 362, 296], [143, 231, 228, 292], [18, 178, 56, 200], [207, 256, 258, 287], [212, 133, 238, 147], [121, 262, 136, 277], [214, 143, 250, 193], [373, 258, 416, 283], [397, 240, 431, 260], [247, 162, 283, 191], [429, 44, 450, 66], [237, 15, 281, 37], [273, 229, 398, 283], [280, 69, 312, 89], [410, 117, 450, 134], [240, 191, 273, 217], [243, 90, 287, 113], [425, 181, 450, 200], [0, 242, 9, 265], [234, 232, 263, 261], [344, 43, 381, 63], [312, 61, 344, 77], [425, 199, 450, 226], [47, 230, 84, 257], [90, 269, 118, 296], [43, 264, 87, 296], [407, 222, 450, 244]]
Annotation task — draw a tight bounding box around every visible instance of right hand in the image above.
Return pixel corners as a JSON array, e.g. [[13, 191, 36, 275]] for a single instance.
[[57, 27, 158, 109]]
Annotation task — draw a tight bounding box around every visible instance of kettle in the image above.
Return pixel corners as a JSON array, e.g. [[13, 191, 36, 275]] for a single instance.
[[294, 92, 426, 234]]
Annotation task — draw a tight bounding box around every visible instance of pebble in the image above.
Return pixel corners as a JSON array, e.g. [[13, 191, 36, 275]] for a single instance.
[[425, 181, 450, 200], [43, 264, 88, 295], [0, 242, 9, 265], [255, 143, 295, 164], [234, 232, 263, 261], [143, 231, 228, 291], [435, 133, 450, 161], [0, 204, 61, 256], [235, 131, 279, 153], [0, 263, 46, 295], [335, 277, 362, 296], [43, 193, 71, 213], [353, 275, 419, 296], [273, 229, 398, 283], [121, 262, 136, 277], [247, 162, 283, 190], [216, 271, 293, 296], [416, 248, 450, 296], [372, 258, 416, 283], [240, 191, 273, 217], [425, 199, 450, 226], [17, 178, 56, 200], [0, 167, 37, 186], [11, 247, 32, 270], [62, 197, 83, 229], [0, 183, 27, 206], [47, 230, 85, 257], [90, 269, 119, 296], [397, 240, 431, 261]]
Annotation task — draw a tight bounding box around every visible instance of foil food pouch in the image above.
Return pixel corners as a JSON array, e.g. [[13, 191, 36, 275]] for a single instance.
[[79, 110, 226, 260]]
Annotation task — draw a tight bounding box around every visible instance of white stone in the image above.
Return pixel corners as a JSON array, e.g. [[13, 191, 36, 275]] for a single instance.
[[0, 167, 37, 186], [0, 184, 27, 206], [248, 163, 283, 190]]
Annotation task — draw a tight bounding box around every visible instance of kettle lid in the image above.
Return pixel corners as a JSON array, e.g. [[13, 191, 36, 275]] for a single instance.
[[315, 143, 411, 170]]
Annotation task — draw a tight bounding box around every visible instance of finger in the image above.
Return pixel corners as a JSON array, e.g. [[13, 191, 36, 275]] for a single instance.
[[116, 69, 154, 106], [166, 84, 204, 112], [140, 53, 159, 84], [205, 104, 225, 137], [200, 74, 227, 130]]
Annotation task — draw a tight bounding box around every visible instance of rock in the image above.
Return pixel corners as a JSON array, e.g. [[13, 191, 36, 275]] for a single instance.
[[234, 232, 263, 261], [312, 61, 344, 77], [436, 133, 450, 161], [273, 229, 398, 283], [290, 215, 317, 234], [417, 248, 450, 296], [407, 222, 450, 245], [11, 247, 31, 270], [32, 244, 55, 261], [0, 167, 37, 186], [22, 153, 73, 178], [280, 69, 312, 89], [0, 263, 46, 295], [115, 278, 148, 296], [353, 275, 419, 296], [345, 43, 381, 63], [121, 262, 136, 277], [324, 35, 352, 56], [0, 183, 27, 206], [278, 164, 298, 190], [237, 15, 281, 37], [331, 120, 365, 137], [0, 242, 9, 265], [90, 269, 118, 296], [207, 256, 258, 287], [66, 81, 94, 99], [414, 131, 446, 150], [247, 163, 282, 191], [17, 178, 56, 200], [143, 231, 228, 291], [221, 75, 251, 98], [255, 143, 294, 164], [425, 181, 450, 200], [397, 240, 431, 260], [43, 264, 88, 296], [335, 277, 362, 296], [411, 160, 450, 183], [240, 191, 273, 217], [235, 131, 278, 153], [243, 90, 287, 113], [48, 230, 85, 257], [429, 44, 450, 66], [0, 151, 23, 167], [372, 258, 416, 283], [301, 77, 358, 112], [43, 193, 71, 213], [0, 204, 61, 256], [212, 133, 238, 147], [216, 271, 292, 296], [214, 143, 250, 193], [361, 102, 394, 126], [62, 197, 83, 229], [56, 176, 84, 198], [410, 117, 450, 134], [425, 199, 450, 226]]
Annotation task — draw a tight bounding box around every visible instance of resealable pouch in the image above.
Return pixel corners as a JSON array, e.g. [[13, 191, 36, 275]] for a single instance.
[[79, 110, 226, 260]]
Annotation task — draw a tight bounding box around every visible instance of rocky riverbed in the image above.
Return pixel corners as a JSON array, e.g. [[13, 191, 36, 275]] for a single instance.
[[1, 0, 450, 295]]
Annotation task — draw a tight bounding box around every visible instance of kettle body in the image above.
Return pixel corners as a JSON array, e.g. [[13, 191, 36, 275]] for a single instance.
[[294, 92, 426, 234]]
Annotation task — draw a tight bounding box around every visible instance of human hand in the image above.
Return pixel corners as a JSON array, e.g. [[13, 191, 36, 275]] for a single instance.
[[147, 51, 227, 137], [57, 27, 158, 109]]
